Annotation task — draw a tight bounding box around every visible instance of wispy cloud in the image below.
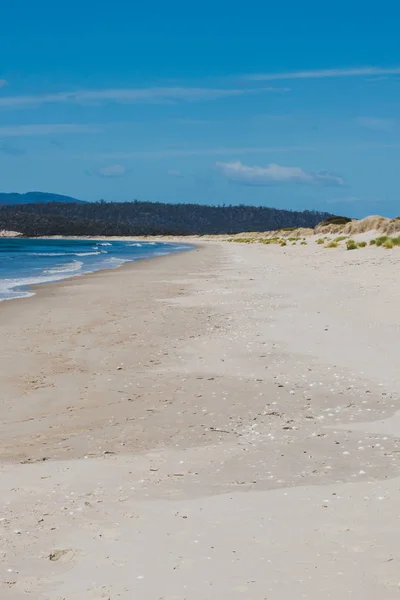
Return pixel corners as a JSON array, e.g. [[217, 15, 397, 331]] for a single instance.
[[0, 124, 102, 137], [0, 86, 286, 109], [326, 196, 360, 204], [49, 139, 64, 148], [365, 76, 389, 82], [0, 142, 26, 156], [89, 164, 128, 178], [167, 169, 184, 178], [85, 145, 314, 159], [171, 118, 220, 125], [327, 196, 381, 204], [0, 79, 7, 88], [216, 161, 345, 187], [357, 116, 396, 132], [248, 66, 400, 81]]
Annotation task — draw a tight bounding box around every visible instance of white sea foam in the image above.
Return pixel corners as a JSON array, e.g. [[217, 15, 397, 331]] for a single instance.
[[103, 256, 131, 267], [0, 262, 86, 301], [44, 260, 84, 275], [0, 241, 193, 301], [31, 252, 69, 257], [0, 273, 72, 301]]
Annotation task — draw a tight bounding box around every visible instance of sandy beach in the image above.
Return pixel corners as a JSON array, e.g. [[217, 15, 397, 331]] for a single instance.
[[1, 240, 400, 599]]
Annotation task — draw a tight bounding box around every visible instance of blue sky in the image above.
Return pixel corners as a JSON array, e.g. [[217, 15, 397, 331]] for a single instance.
[[1, 0, 400, 217]]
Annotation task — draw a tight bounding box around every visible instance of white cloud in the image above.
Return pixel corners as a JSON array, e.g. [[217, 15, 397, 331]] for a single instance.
[[0, 124, 101, 137], [357, 117, 395, 132], [0, 79, 7, 88], [248, 66, 400, 81], [96, 164, 127, 178], [0, 86, 285, 109], [216, 161, 345, 187], [167, 169, 184, 178]]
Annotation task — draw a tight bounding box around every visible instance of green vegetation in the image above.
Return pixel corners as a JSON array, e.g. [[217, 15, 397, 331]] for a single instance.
[[260, 237, 281, 244], [316, 238, 325, 245], [229, 236, 293, 247], [325, 241, 338, 248], [381, 237, 400, 248], [334, 235, 348, 242], [319, 215, 352, 226], [227, 237, 255, 243], [300, 241, 307, 245], [0, 201, 332, 237], [346, 240, 358, 250], [358, 241, 367, 248], [375, 236, 389, 246], [367, 236, 400, 248]]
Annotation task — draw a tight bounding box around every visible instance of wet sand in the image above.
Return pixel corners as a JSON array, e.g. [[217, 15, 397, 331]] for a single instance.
[[1, 240, 400, 599]]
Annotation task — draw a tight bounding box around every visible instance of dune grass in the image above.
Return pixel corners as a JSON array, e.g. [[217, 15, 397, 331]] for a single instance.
[[372, 235, 400, 248], [375, 236, 389, 246], [229, 233, 400, 250], [346, 240, 358, 250]]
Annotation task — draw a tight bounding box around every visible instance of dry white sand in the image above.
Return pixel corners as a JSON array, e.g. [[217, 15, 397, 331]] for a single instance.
[[1, 241, 400, 599]]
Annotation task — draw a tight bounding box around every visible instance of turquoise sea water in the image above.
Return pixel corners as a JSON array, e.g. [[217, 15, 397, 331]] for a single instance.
[[0, 238, 192, 301]]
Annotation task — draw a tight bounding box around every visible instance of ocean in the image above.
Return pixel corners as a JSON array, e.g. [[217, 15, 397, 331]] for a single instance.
[[0, 238, 192, 302]]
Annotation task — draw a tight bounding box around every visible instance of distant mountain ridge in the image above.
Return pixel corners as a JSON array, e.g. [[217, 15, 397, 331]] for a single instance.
[[0, 191, 85, 205]]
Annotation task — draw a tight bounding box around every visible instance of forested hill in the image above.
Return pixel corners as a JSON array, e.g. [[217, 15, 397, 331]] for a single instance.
[[0, 200, 332, 236], [0, 191, 86, 205]]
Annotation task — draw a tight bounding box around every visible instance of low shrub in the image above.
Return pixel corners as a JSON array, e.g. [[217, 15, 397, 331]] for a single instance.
[[260, 237, 281, 244], [325, 241, 338, 248], [358, 241, 367, 248], [346, 240, 358, 250], [375, 236, 389, 247], [319, 215, 352, 226]]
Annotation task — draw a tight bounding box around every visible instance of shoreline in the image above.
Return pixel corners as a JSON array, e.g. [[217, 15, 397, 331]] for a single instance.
[[0, 238, 197, 304], [1, 240, 400, 598]]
